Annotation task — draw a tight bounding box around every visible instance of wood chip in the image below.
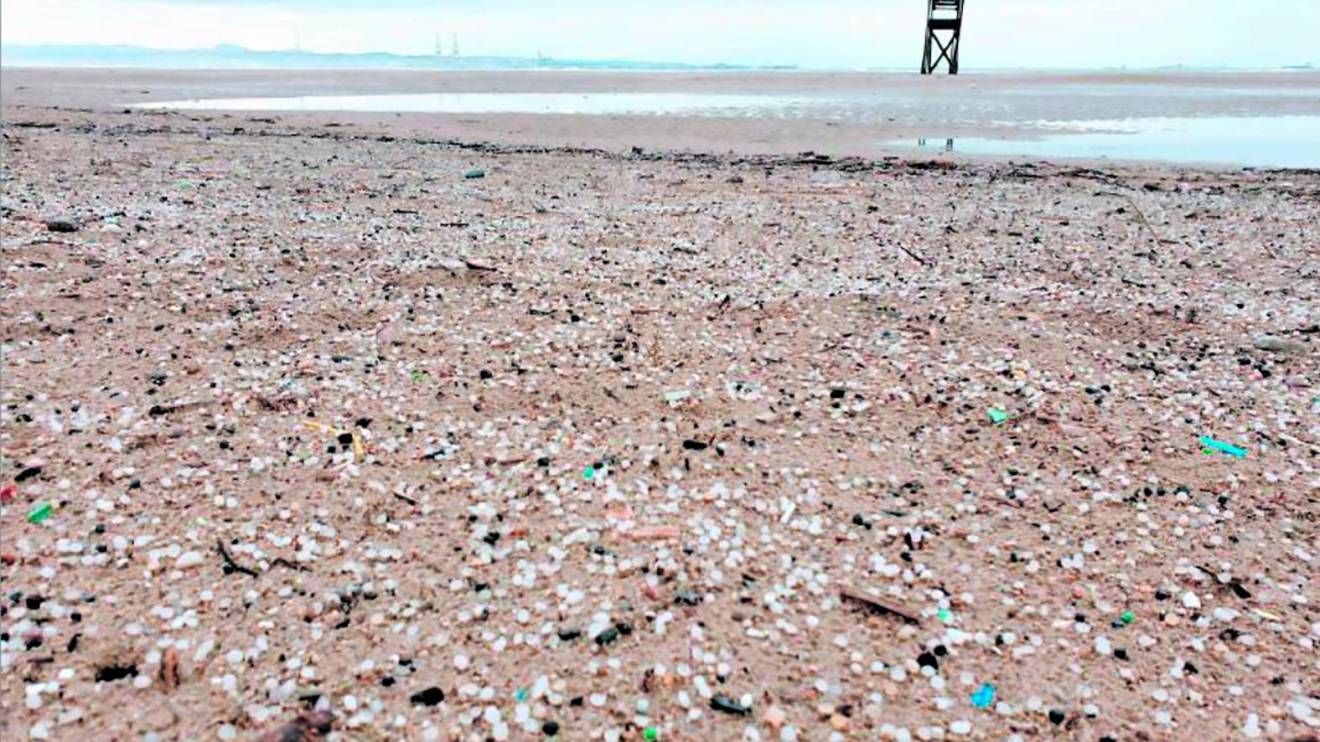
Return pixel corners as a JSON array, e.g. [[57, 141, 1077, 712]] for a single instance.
[[839, 587, 923, 625]]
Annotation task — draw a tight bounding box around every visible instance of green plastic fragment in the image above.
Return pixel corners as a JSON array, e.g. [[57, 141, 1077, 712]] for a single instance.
[[1120, 610, 1135, 624], [937, 607, 953, 624], [27, 501, 52, 524], [643, 728, 658, 741], [514, 687, 528, 702], [988, 408, 1009, 425], [410, 370, 429, 382], [583, 466, 595, 480], [464, 168, 485, 179]]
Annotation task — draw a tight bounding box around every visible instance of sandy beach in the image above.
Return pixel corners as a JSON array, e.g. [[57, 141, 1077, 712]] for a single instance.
[[1, 69, 1318, 741]]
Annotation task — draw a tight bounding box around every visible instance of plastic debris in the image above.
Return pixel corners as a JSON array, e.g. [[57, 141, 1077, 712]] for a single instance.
[[937, 607, 954, 624], [643, 727, 658, 741], [27, 501, 52, 524], [1120, 610, 1135, 624], [971, 683, 996, 709], [987, 408, 1010, 424], [584, 465, 595, 480], [464, 168, 486, 179], [1199, 435, 1247, 458]]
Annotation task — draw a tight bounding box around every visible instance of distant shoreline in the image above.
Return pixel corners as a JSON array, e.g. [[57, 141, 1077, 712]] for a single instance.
[[2, 43, 1311, 74]]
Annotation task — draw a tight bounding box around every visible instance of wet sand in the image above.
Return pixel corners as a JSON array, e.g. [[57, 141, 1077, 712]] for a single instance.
[[4, 67, 1320, 161], [1, 71, 1319, 742]]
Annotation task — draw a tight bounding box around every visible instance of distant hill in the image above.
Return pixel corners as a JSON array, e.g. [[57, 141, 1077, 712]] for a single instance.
[[0, 43, 795, 72]]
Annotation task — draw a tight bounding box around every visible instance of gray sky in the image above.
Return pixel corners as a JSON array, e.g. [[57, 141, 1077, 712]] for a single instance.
[[3, 0, 1317, 69]]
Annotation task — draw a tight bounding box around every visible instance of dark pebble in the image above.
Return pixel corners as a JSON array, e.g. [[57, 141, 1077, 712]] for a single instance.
[[674, 589, 702, 606], [15, 466, 42, 483], [1048, 709, 1066, 725], [409, 686, 445, 706], [542, 721, 560, 736], [681, 439, 709, 451], [95, 663, 138, 682], [595, 626, 620, 646], [710, 694, 751, 715], [557, 628, 582, 641], [45, 219, 79, 233]]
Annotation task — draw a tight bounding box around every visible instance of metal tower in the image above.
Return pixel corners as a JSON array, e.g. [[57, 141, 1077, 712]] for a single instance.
[[921, 0, 965, 74]]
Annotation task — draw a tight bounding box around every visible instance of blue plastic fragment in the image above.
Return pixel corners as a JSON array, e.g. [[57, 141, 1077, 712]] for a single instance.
[[971, 683, 995, 709], [1199, 435, 1246, 458]]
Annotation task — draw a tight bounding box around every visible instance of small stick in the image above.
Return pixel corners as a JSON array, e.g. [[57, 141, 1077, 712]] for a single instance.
[[393, 492, 419, 506], [1106, 192, 1172, 246], [893, 242, 930, 267], [871, 232, 929, 267], [839, 587, 923, 625], [215, 538, 259, 578]]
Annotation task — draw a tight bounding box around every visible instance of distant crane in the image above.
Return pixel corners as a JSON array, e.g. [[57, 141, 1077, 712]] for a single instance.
[[921, 0, 965, 74]]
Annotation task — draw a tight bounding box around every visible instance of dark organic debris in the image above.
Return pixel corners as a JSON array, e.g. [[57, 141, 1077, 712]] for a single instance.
[[255, 710, 335, 742]]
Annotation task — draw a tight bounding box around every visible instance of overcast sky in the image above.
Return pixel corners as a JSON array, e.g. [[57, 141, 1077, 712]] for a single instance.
[[2, 0, 1317, 69]]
